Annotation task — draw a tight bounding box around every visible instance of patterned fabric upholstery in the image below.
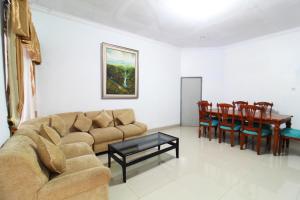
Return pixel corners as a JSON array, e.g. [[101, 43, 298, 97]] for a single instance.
[[281, 128, 300, 139], [242, 128, 272, 136], [220, 124, 241, 131], [200, 119, 218, 127]]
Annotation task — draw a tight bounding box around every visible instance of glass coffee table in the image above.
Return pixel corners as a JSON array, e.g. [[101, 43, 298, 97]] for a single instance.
[[108, 132, 179, 182]]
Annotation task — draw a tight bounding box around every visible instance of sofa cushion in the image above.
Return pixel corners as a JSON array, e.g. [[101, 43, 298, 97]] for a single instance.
[[94, 111, 113, 128], [90, 127, 123, 143], [37, 136, 66, 174], [85, 110, 115, 130], [56, 112, 83, 133], [50, 115, 66, 136], [62, 155, 103, 176], [117, 124, 144, 138], [40, 124, 61, 145], [59, 143, 94, 159], [61, 132, 94, 146], [113, 109, 136, 126], [118, 111, 135, 125], [74, 114, 92, 132]]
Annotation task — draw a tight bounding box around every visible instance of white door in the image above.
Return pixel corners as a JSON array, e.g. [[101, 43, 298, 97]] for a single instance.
[[181, 77, 202, 126]]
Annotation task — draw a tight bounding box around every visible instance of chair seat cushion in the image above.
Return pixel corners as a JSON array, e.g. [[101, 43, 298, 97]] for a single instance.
[[220, 124, 241, 131], [89, 127, 123, 143], [200, 119, 218, 127], [117, 124, 144, 138], [242, 128, 272, 136], [281, 128, 300, 139], [61, 132, 94, 146]]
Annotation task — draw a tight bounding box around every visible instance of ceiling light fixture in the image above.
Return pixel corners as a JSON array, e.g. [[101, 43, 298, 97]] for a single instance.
[[163, 0, 239, 21]]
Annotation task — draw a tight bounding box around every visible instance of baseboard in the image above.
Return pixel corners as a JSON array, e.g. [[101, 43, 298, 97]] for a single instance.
[[148, 124, 180, 133]]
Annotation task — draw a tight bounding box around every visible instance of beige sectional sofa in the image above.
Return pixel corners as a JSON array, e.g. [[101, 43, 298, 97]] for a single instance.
[[19, 108, 147, 153], [0, 130, 111, 200], [0, 108, 147, 200]]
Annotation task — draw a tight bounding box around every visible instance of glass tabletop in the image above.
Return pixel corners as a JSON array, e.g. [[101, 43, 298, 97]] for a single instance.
[[109, 132, 178, 156]]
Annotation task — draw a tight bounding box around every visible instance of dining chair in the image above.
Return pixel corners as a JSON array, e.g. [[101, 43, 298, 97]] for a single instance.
[[278, 128, 300, 155], [239, 105, 272, 155], [232, 101, 248, 111], [217, 103, 241, 147], [197, 100, 218, 141], [232, 101, 248, 125], [254, 101, 273, 129]]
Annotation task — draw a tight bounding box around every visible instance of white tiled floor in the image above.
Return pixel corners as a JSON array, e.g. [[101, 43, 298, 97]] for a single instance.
[[97, 126, 300, 200]]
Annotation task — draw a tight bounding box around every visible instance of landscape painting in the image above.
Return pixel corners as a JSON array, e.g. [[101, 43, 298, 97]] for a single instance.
[[102, 43, 139, 99]]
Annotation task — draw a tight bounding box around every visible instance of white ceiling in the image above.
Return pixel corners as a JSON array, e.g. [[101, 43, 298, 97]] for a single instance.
[[30, 0, 300, 47]]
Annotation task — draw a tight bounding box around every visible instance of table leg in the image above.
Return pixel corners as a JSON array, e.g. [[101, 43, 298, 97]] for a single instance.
[[176, 139, 179, 158], [108, 146, 111, 168], [122, 156, 127, 183], [273, 123, 280, 156]]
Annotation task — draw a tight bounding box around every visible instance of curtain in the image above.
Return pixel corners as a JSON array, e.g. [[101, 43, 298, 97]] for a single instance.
[[4, 0, 41, 132]]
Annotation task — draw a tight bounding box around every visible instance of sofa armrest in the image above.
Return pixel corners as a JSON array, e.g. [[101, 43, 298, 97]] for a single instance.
[[134, 121, 148, 132], [59, 142, 93, 159], [38, 166, 111, 200]]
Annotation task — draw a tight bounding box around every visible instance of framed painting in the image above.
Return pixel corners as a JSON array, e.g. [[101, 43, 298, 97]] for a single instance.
[[101, 43, 139, 99]]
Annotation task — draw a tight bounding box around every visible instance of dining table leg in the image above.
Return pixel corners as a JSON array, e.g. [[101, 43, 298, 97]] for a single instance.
[[273, 123, 280, 156]]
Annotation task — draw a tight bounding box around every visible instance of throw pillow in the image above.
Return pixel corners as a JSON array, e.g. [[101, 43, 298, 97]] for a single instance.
[[94, 111, 113, 128], [40, 124, 61, 145], [118, 111, 135, 125], [37, 136, 66, 174], [50, 115, 66, 136], [74, 113, 92, 132]]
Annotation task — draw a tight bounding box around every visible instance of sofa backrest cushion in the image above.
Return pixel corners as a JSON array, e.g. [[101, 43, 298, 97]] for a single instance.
[[73, 113, 93, 132], [85, 110, 114, 130], [56, 112, 83, 133], [40, 124, 61, 145], [0, 134, 49, 200], [113, 109, 136, 126], [50, 115, 67, 136], [93, 111, 114, 128], [20, 116, 50, 131]]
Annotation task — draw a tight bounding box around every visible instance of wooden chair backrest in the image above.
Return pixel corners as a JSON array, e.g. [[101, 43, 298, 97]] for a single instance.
[[217, 103, 235, 128], [197, 100, 212, 124], [254, 102, 273, 116], [240, 105, 264, 135], [232, 101, 248, 111]]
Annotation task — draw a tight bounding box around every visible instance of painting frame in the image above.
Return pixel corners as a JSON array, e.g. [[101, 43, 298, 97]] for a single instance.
[[101, 42, 139, 99]]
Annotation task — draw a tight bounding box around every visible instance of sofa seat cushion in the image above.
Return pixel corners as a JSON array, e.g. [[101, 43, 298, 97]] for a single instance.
[[90, 127, 123, 143], [117, 124, 144, 138], [59, 143, 94, 159], [61, 132, 94, 146], [59, 155, 103, 176]]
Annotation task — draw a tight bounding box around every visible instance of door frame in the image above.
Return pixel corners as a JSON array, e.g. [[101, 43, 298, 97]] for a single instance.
[[180, 77, 203, 126]]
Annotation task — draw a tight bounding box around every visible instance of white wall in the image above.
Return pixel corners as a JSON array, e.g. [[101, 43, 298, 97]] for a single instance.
[[181, 48, 225, 102], [223, 28, 300, 129], [181, 28, 300, 129], [0, 21, 10, 145], [32, 9, 181, 129]]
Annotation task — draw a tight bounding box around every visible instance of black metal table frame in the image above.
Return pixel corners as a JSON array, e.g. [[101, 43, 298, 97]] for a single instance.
[[108, 137, 179, 183]]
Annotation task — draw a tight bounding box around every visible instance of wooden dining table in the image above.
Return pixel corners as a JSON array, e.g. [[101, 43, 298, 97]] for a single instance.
[[210, 109, 293, 155]]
